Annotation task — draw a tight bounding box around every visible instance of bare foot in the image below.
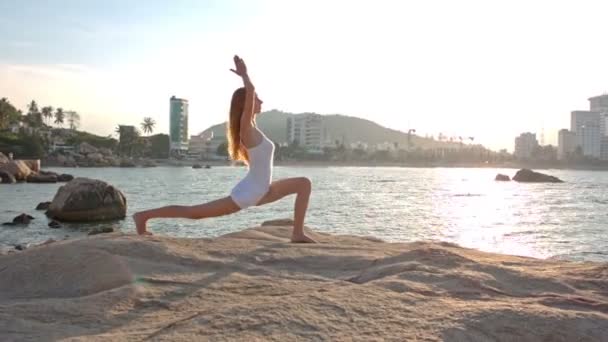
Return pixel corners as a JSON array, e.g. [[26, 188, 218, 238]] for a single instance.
[[132, 212, 152, 236], [291, 233, 317, 243]]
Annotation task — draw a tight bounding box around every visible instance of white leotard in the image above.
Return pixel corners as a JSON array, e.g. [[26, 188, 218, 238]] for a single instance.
[[230, 133, 275, 209]]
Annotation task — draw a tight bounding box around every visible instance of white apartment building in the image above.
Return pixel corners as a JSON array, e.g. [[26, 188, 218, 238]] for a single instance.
[[286, 114, 324, 152], [514, 132, 538, 159], [557, 129, 576, 160], [571, 110, 601, 159]]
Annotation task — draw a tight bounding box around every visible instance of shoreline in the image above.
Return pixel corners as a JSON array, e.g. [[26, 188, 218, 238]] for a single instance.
[[41, 158, 608, 171]]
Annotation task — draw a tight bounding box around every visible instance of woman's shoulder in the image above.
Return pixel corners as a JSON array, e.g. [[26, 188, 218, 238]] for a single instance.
[[240, 127, 264, 148]]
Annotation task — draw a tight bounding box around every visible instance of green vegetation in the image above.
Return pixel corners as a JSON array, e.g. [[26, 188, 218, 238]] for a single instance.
[[0, 131, 45, 158], [65, 130, 117, 150], [148, 134, 169, 158], [141, 117, 156, 135], [0, 98, 22, 129]]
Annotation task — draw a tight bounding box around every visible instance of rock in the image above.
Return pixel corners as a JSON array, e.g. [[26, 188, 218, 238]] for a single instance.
[[512, 169, 564, 183], [73, 153, 86, 162], [141, 159, 157, 167], [21, 160, 40, 173], [88, 227, 115, 235], [36, 202, 51, 210], [205, 165, 211, 169], [14, 213, 34, 224], [0, 152, 9, 164], [0, 170, 16, 184], [46, 178, 127, 222], [57, 174, 74, 182], [14, 243, 29, 251], [192, 164, 202, 169], [48, 220, 61, 229], [39, 170, 59, 177], [495, 174, 511, 181], [99, 148, 113, 156], [0, 160, 33, 181], [79, 142, 98, 154], [105, 156, 120, 167], [26, 174, 58, 183], [120, 159, 136, 167], [86, 153, 104, 163]]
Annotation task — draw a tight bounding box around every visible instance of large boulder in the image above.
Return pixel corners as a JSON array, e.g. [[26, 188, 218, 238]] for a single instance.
[[79, 142, 98, 154], [87, 153, 104, 163], [0, 152, 9, 164], [36, 202, 51, 210], [0, 170, 16, 184], [21, 160, 40, 173], [0, 160, 33, 181], [513, 169, 563, 183], [98, 148, 113, 156], [56, 154, 67, 165], [46, 178, 127, 222]]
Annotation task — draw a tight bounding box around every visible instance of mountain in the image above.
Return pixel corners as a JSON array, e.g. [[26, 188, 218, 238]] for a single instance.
[[203, 110, 461, 149]]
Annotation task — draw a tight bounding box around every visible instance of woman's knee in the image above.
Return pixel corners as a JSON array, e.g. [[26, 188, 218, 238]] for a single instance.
[[297, 177, 312, 193]]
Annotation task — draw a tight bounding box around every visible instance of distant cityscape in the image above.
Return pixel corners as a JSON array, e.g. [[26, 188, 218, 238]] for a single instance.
[[6, 91, 608, 167], [514, 94, 608, 164]]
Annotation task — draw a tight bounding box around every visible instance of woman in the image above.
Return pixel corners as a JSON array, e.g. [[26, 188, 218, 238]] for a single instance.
[[133, 55, 316, 243]]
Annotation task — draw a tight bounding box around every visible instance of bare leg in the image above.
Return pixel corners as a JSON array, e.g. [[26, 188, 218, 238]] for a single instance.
[[133, 196, 241, 235], [257, 177, 316, 243]]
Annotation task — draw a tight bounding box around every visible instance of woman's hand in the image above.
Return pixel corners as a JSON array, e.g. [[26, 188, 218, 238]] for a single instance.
[[230, 55, 248, 77]]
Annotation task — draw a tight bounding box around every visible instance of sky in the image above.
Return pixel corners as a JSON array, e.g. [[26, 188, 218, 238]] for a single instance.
[[1, 0, 607, 151]]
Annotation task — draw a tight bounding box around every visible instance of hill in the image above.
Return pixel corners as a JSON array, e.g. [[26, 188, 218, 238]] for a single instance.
[[203, 110, 462, 149]]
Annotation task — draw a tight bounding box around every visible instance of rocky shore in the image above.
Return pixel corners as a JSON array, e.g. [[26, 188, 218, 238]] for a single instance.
[[0, 221, 606, 341]]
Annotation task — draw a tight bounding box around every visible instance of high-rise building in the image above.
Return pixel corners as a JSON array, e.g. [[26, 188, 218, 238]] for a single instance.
[[557, 129, 576, 160], [589, 94, 608, 113], [571, 110, 601, 159], [169, 96, 189, 155], [287, 114, 324, 152], [514, 132, 538, 159]]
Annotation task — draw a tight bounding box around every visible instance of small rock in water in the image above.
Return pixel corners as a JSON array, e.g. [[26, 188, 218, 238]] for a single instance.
[[192, 164, 202, 169], [57, 174, 74, 182], [48, 220, 61, 229], [0, 170, 16, 184], [88, 227, 115, 235], [4, 213, 35, 225], [26, 174, 58, 183], [14, 243, 29, 251], [513, 169, 564, 183], [36, 201, 51, 210], [495, 174, 511, 181]]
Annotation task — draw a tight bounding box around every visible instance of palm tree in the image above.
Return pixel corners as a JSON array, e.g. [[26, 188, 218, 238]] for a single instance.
[[41, 106, 53, 126], [66, 111, 80, 130], [27, 100, 42, 127], [54, 108, 65, 127], [140, 117, 156, 135]]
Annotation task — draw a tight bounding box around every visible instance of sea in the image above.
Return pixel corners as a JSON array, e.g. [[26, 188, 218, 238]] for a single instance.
[[1, 166, 607, 262]]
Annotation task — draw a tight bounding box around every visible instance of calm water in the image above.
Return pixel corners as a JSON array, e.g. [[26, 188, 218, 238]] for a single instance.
[[1, 166, 607, 261]]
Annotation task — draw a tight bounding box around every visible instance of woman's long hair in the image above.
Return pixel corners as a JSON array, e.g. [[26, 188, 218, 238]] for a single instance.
[[227, 87, 249, 164]]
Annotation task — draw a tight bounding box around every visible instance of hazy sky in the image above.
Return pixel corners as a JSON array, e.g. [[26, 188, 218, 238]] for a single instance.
[[1, 0, 607, 150]]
